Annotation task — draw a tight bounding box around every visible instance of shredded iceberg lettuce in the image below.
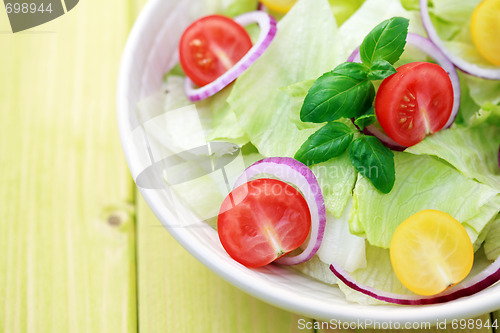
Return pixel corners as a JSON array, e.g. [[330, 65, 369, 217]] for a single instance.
[[350, 152, 499, 248], [199, 0, 259, 17], [316, 199, 367, 272], [227, 0, 340, 157], [138, 0, 500, 305], [337, 244, 413, 305], [311, 152, 357, 218], [484, 215, 500, 261], [406, 125, 500, 189]]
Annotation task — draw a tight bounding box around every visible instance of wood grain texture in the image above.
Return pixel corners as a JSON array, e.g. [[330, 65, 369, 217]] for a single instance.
[[0, 1, 136, 332]]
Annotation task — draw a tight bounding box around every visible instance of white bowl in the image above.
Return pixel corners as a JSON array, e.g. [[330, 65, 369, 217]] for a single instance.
[[117, 0, 500, 323]]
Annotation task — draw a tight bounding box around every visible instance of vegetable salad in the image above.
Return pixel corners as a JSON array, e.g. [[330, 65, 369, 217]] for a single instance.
[[138, 0, 500, 305]]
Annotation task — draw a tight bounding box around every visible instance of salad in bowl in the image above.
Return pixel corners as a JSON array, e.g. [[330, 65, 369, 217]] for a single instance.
[[117, 0, 500, 322]]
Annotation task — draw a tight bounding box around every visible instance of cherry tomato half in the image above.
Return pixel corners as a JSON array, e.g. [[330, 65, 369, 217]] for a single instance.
[[375, 62, 453, 147], [390, 210, 473, 296], [471, 0, 500, 66], [179, 15, 253, 87], [217, 178, 311, 268]]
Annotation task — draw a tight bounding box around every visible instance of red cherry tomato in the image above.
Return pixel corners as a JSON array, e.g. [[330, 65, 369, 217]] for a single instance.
[[179, 15, 253, 87], [375, 62, 453, 147], [217, 178, 311, 268]]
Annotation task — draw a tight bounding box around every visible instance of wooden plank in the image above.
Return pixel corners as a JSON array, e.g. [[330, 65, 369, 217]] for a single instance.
[[136, 197, 313, 333], [0, 1, 136, 332]]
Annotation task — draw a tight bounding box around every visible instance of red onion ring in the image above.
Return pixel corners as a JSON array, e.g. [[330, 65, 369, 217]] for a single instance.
[[233, 157, 326, 265], [347, 33, 461, 149], [184, 11, 277, 102], [330, 254, 500, 305], [349, 118, 406, 151], [363, 125, 407, 151], [420, 0, 500, 80]]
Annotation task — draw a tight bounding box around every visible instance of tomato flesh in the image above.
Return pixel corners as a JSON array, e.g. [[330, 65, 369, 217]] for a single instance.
[[217, 178, 311, 268], [375, 62, 453, 147], [390, 210, 473, 296], [179, 15, 253, 87], [471, 0, 500, 65]]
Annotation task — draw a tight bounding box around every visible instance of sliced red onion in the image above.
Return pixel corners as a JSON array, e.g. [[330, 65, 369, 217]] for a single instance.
[[233, 157, 326, 265], [346, 49, 360, 63], [363, 125, 407, 151], [350, 118, 406, 151], [330, 254, 500, 305], [348, 33, 461, 130], [184, 11, 277, 102], [420, 0, 500, 80]]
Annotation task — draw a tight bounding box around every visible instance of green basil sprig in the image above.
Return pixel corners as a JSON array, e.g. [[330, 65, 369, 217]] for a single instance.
[[360, 16, 409, 66], [300, 63, 375, 123], [294, 122, 354, 166], [354, 106, 376, 130], [296, 17, 409, 194], [367, 59, 397, 81]]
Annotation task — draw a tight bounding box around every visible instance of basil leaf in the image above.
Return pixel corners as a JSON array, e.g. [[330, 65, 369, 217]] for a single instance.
[[294, 122, 354, 166], [359, 17, 409, 66], [349, 136, 395, 193], [300, 63, 375, 123], [332, 62, 370, 80], [354, 107, 376, 130], [367, 59, 397, 81]]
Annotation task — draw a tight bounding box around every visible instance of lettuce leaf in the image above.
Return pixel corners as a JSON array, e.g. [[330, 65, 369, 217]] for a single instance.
[[293, 255, 338, 285], [463, 75, 500, 107], [406, 125, 500, 189], [431, 0, 480, 24], [228, 0, 339, 157], [466, 196, 500, 250], [316, 199, 367, 272], [484, 214, 500, 261], [205, 88, 250, 147], [337, 0, 425, 62], [294, 200, 367, 285], [311, 151, 358, 218], [350, 152, 500, 248], [148, 75, 250, 148], [329, 0, 365, 26], [200, 0, 258, 17], [337, 243, 413, 305]]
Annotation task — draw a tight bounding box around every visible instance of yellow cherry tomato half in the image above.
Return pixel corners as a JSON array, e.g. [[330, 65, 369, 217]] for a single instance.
[[390, 210, 474, 296], [470, 0, 500, 65], [260, 0, 297, 13]]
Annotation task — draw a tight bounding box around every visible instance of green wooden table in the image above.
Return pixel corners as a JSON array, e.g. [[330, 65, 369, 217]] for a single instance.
[[0, 1, 498, 332]]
